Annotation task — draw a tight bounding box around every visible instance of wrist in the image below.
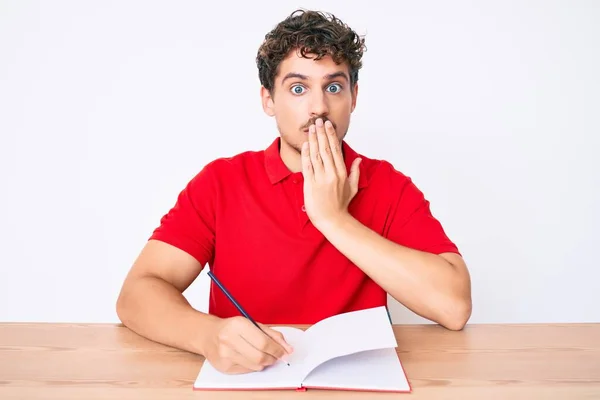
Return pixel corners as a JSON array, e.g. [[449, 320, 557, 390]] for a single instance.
[[316, 211, 354, 236], [189, 311, 221, 356]]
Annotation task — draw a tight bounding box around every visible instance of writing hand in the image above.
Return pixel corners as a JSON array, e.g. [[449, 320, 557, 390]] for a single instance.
[[202, 316, 293, 374]]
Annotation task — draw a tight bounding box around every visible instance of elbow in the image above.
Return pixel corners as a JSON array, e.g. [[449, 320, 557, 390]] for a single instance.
[[115, 293, 126, 325], [441, 297, 472, 331], [115, 287, 133, 327]]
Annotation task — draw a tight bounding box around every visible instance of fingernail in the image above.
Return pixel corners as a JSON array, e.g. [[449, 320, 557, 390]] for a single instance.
[[316, 118, 323, 126]]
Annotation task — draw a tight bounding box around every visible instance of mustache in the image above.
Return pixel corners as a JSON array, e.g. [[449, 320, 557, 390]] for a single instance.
[[302, 117, 336, 130]]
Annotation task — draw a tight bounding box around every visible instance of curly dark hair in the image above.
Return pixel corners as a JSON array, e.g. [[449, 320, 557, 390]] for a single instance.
[[256, 9, 366, 94]]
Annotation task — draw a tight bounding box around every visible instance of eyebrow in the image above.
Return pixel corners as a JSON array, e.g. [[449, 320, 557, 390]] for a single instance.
[[281, 71, 349, 85]]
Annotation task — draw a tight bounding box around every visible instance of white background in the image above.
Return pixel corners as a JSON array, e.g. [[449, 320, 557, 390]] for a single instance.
[[1, 1, 599, 324]]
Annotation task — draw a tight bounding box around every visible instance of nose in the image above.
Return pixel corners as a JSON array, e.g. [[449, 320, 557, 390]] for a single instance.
[[309, 90, 329, 118]]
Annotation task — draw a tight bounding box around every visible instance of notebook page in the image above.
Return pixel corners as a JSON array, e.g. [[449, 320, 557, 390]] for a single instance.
[[302, 348, 410, 392], [300, 306, 398, 379], [193, 326, 306, 390]]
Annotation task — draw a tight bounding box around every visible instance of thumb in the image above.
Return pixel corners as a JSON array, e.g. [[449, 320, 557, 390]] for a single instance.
[[349, 158, 361, 191]]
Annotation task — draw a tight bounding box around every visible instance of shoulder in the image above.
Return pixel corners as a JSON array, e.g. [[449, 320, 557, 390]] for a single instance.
[[189, 148, 265, 186], [354, 152, 429, 212], [204, 147, 264, 172], [356, 151, 414, 192]]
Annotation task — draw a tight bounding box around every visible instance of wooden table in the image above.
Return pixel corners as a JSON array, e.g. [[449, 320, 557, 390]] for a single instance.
[[1, 323, 599, 399]]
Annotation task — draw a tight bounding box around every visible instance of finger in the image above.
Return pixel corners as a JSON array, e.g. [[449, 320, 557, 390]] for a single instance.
[[324, 120, 345, 177], [308, 125, 323, 174], [301, 141, 313, 181], [224, 363, 256, 375], [229, 333, 278, 369], [349, 157, 362, 192], [239, 322, 287, 361], [258, 323, 294, 355], [215, 343, 263, 373], [228, 349, 267, 372], [316, 118, 335, 173]]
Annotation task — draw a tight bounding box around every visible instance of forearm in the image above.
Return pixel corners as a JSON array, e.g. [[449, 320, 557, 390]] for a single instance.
[[318, 214, 471, 330], [116, 275, 219, 355]]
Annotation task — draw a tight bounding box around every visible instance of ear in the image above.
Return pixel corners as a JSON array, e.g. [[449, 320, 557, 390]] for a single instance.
[[351, 83, 358, 113], [261, 86, 275, 117]]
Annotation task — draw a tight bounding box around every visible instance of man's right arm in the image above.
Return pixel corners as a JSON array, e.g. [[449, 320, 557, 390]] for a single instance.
[[116, 239, 216, 355], [116, 239, 293, 374]]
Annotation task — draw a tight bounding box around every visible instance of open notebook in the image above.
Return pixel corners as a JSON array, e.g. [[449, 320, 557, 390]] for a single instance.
[[193, 306, 411, 393]]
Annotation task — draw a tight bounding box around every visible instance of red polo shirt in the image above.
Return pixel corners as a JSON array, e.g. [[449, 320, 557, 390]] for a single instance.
[[149, 137, 459, 324]]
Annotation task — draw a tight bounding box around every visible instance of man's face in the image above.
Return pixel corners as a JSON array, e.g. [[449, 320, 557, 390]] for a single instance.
[[261, 50, 358, 154]]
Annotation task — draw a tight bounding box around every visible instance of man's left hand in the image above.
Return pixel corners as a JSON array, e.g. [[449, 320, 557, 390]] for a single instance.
[[301, 118, 361, 230]]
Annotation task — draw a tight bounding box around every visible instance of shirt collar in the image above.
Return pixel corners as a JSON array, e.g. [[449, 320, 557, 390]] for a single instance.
[[264, 137, 368, 189]]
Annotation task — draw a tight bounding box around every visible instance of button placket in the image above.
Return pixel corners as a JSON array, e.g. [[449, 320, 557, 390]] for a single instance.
[[289, 174, 310, 228]]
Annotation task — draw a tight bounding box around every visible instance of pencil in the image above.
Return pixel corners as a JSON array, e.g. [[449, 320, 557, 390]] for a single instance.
[[207, 270, 290, 366]]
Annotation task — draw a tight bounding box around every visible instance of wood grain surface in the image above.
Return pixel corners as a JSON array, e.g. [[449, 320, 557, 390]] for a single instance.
[[1, 323, 599, 399]]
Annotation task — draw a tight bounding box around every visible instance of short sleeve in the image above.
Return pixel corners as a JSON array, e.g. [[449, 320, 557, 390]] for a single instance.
[[383, 170, 460, 256], [149, 163, 217, 267]]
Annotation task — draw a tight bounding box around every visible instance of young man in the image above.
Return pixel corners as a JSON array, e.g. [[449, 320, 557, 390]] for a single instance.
[[116, 9, 471, 375]]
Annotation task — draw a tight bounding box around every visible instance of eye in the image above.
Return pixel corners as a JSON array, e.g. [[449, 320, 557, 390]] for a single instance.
[[327, 83, 342, 93], [290, 85, 305, 95]]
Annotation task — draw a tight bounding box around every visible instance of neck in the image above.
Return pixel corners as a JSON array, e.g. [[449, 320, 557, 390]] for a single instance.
[[279, 140, 303, 173]]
